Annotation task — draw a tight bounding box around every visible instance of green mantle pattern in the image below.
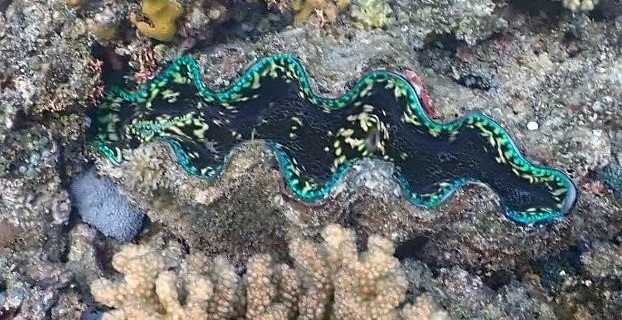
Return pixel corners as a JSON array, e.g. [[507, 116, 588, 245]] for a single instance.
[[90, 54, 577, 225]]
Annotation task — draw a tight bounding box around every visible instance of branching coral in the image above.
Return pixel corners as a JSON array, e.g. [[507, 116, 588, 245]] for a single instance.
[[245, 254, 300, 319], [293, 225, 411, 319], [291, 0, 351, 26], [557, 0, 599, 11], [90, 244, 240, 319], [91, 224, 448, 319], [130, 0, 183, 42]]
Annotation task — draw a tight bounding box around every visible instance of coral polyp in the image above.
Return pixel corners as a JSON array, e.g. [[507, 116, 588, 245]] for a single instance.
[[90, 55, 577, 225]]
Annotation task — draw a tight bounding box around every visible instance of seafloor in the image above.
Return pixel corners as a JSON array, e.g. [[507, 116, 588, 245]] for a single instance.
[[0, 0, 621, 319]]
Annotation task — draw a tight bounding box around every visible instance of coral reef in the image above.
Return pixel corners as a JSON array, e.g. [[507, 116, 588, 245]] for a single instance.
[[0, 0, 620, 318], [90, 224, 448, 319], [95, 143, 175, 194], [351, 0, 393, 29], [291, 0, 351, 26], [130, 0, 183, 42], [67, 0, 84, 7], [0, 123, 70, 250], [0, 0, 98, 114], [575, 241, 622, 317], [0, 251, 81, 318]]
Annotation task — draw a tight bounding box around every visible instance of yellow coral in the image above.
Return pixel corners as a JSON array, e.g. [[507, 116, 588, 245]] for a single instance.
[[91, 225, 448, 319], [351, 0, 393, 29], [130, 0, 183, 42], [291, 0, 351, 26]]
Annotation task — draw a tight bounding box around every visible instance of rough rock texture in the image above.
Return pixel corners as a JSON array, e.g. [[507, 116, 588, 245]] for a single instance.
[[402, 259, 559, 319], [0, 0, 98, 115], [100, 4, 622, 274], [393, 0, 508, 47]]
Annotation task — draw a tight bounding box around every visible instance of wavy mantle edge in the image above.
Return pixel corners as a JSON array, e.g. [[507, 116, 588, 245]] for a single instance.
[[90, 54, 578, 225]]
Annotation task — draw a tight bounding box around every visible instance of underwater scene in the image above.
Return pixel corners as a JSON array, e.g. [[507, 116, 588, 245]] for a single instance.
[[0, 0, 620, 319]]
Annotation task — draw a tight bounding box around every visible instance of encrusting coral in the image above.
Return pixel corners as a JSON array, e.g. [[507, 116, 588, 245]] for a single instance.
[[291, 0, 351, 26], [351, 0, 393, 29], [130, 0, 183, 42], [90, 224, 448, 319]]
